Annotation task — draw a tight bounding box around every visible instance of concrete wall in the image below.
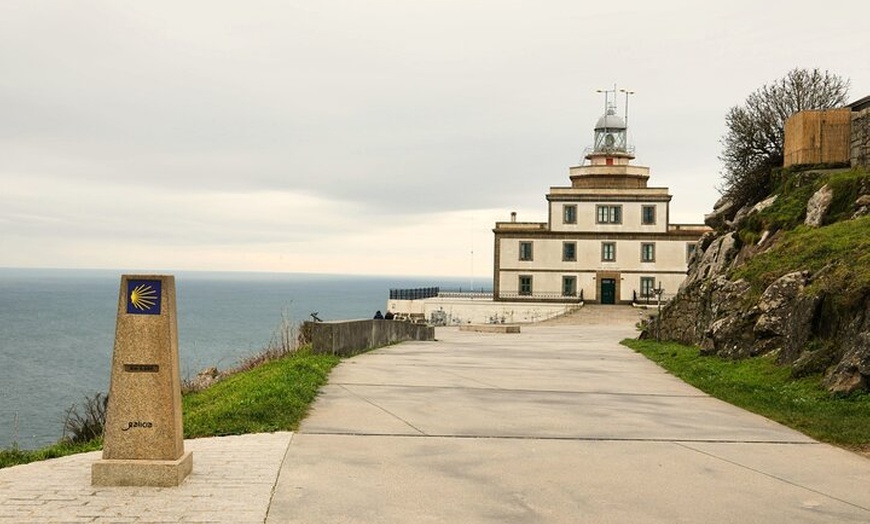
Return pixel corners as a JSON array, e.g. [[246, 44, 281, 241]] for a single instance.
[[302, 319, 434, 356], [387, 297, 581, 325]]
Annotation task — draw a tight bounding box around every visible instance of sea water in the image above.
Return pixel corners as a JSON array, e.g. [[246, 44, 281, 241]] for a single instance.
[[0, 268, 477, 450]]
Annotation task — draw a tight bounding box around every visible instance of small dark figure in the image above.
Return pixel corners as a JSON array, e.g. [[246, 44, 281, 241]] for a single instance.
[[373, 310, 384, 319], [384, 311, 395, 320]]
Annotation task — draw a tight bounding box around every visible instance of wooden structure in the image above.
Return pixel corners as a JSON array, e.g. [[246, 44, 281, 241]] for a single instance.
[[783, 108, 852, 167]]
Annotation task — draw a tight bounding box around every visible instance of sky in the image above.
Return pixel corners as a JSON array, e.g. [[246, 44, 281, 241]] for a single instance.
[[2, 1, 868, 279]]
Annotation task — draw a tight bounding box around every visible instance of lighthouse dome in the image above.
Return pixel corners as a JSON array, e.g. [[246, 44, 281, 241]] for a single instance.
[[595, 107, 626, 131]]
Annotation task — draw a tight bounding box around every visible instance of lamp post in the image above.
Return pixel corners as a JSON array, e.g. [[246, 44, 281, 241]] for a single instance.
[[619, 88, 635, 128], [654, 281, 664, 341]]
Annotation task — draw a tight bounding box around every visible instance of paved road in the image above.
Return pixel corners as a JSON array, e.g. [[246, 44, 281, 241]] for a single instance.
[[2, 306, 869, 522], [268, 308, 870, 523]]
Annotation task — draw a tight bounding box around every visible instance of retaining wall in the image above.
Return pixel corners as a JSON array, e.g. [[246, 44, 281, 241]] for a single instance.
[[301, 319, 435, 356]]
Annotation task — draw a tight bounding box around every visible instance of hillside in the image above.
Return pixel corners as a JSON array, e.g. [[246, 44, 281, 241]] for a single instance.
[[654, 166, 870, 394]]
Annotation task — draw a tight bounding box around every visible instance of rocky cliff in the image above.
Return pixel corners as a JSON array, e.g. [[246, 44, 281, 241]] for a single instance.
[[653, 166, 870, 394]]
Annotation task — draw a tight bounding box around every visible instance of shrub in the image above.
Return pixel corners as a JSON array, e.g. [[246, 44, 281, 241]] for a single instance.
[[62, 392, 107, 444]]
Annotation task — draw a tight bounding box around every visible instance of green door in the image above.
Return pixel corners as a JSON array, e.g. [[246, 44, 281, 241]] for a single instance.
[[600, 279, 616, 305]]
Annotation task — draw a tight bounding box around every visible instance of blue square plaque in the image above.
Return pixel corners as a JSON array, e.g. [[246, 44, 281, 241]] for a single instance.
[[126, 279, 162, 315]]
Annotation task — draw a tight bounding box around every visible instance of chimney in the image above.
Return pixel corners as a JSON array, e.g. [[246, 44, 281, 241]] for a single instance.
[[510, 211, 517, 223]]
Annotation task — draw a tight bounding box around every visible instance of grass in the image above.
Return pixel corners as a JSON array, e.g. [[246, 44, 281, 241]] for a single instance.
[[0, 348, 340, 470], [0, 439, 102, 469], [733, 215, 870, 302], [732, 167, 870, 302], [622, 338, 870, 454], [183, 349, 339, 437]]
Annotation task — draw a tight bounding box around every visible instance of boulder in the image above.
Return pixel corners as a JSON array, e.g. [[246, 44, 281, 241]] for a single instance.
[[824, 307, 870, 395], [683, 233, 739, 288], [706, 312, 757, 358], [704, 198, 736, 229], [853, 194, 870, 219], [728, 195, 778, 229], [754, 272, 808, 338], [805, 184, 833, 227], [189, 366, 222, 391], [727, 204, 752, 229], [752, 194, 778, 215]]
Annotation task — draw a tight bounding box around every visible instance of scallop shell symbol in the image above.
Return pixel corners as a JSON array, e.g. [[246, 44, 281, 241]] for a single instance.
[[130, 284, 158, 311]]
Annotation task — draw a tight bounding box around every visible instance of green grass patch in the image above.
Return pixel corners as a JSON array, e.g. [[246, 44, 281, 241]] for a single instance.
[[0, 439, 102, 469], [1, 349, 341, 469], [622, 338, 870, 452], [182, 350, 340, 438], [733, 215, 870, 301]]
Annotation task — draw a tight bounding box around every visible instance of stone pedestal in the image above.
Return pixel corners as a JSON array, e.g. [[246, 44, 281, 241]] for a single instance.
[[92, 275, 192, 487]]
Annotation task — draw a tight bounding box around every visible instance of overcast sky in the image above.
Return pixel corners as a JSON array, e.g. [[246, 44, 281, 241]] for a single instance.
[[2, 1, 868, 279]]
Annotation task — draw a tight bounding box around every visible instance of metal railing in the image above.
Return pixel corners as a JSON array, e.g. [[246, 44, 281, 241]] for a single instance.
[[389, 287, 440, 300], [496, 289, 584, 302], [632, 290, 676, 305], [437, 290, 494, 299]]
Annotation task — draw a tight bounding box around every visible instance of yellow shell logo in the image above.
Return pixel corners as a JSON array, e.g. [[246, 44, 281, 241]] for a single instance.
[[130, 284, 158, 311]]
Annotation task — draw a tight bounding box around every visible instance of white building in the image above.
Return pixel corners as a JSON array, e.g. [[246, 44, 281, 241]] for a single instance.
[[493, 96, 709, 305]]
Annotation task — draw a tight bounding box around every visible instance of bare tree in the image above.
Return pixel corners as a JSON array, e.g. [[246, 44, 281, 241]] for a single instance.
[[719, 68, 850, 208]]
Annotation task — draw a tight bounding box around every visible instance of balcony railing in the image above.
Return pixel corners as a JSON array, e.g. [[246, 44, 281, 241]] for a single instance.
[[389, 287, 440, 300]]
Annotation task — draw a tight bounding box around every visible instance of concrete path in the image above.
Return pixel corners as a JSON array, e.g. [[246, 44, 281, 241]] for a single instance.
[[2, 305, 869, 522], [268, 307, 870, 523]]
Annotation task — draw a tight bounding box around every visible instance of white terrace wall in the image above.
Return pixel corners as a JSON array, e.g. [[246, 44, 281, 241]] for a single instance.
[[387, 297, 580, 325]]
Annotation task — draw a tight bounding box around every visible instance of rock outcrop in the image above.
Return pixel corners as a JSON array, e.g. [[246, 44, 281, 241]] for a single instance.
[[653, 168, 870, 395], [805, 184, 833, 227]]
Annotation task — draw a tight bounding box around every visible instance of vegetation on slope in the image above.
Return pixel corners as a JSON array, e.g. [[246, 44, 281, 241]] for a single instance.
[[0, 348, 340, 470], [183, 349, 339, 437], [732, 167, 870, 306]]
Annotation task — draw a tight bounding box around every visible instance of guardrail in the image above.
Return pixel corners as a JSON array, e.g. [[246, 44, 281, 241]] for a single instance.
[[437, 291, 494, 299]]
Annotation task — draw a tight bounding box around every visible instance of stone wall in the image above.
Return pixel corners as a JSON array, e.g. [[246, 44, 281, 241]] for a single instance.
[[852, 107, 870, 168], [301, 319, 435, 357]]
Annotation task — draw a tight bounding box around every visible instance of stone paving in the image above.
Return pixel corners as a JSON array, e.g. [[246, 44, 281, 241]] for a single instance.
[[0, 432, 291, 523]]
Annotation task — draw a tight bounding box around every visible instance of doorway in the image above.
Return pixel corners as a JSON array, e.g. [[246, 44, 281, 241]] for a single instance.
[[600, 278, 616, 305]]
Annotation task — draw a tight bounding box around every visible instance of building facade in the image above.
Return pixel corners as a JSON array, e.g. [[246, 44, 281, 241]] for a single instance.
[[493, 101, 709, 304]]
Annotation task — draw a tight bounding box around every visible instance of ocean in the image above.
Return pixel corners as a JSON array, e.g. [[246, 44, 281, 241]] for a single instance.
[[0, 268, 479, 450]]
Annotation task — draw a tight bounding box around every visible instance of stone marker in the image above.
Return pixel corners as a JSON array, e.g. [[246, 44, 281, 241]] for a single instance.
[[92, 275, 193, 487]]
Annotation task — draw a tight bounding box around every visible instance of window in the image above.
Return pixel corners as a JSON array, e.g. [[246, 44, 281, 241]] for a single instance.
[[641, 243, 656, 262], [640, 277, 656, 299], [596, 205, 622, 224], [562, 242, 577, 262], [601, 242, 616, 262], [519, 275, 533, 296], [686, 242, 698, 262], [519, 241, 533, 261], [562, 276, 577, 297], [642, 205, 656, 225], [563, 205, 577, 224]]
